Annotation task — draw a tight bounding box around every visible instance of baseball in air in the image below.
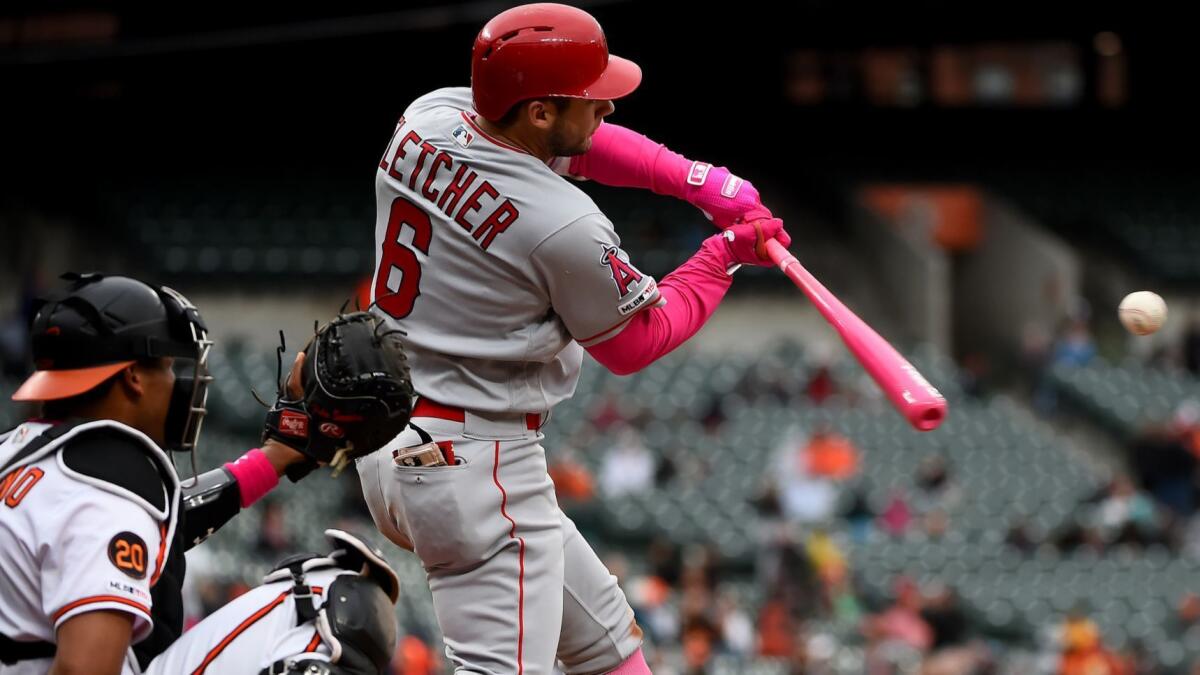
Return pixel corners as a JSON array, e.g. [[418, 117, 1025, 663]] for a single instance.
[[1118, 291, 1167, 335]]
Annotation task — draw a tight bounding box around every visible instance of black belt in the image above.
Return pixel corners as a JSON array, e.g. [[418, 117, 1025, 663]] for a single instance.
[[0, 633, 56, 664]]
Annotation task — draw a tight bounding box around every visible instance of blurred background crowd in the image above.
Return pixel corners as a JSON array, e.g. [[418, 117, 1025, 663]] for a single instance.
[[3, 3, 1198, 673]]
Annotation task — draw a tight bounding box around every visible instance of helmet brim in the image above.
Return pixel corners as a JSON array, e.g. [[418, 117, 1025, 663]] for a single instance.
[[579, 53, 642, 102], [12, 361, 136, 401]]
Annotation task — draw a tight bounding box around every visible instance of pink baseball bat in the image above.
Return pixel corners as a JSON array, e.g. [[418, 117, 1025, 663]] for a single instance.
[[765, 239, 947, 431]]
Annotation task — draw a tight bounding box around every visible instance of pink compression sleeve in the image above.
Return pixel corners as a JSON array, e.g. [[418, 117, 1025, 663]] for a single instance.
[[568, 123, 769, 228], [224, 448, 279, 508], [568, 122, 692, 197], [586, 235, 735, 376]]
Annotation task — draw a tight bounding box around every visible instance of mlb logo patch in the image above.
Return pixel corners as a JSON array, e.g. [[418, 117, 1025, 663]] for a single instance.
[[451, 124, 475, 148]]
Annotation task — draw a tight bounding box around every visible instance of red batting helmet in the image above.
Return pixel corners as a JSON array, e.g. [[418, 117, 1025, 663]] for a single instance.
[[471, 3, 642, 121]]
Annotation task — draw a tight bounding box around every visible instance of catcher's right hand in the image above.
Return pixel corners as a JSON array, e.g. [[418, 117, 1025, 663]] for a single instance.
[[262, 312, 414, 481]]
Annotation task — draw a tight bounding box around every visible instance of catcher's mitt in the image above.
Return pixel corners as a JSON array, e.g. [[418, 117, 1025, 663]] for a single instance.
[[262, 312, 414, 480]]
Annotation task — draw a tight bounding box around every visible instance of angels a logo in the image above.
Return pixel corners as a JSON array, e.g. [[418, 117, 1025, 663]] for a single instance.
[[601, 246, 643, 297]]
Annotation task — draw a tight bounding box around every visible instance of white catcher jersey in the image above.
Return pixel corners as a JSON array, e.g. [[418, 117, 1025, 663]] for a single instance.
[[0, 421, 177, 675], [371, 87, 659, 414], [143, 567, 347, 675]]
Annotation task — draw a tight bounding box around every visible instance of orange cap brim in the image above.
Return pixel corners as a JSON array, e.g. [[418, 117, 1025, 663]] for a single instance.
[[12, 361, 136, 401]]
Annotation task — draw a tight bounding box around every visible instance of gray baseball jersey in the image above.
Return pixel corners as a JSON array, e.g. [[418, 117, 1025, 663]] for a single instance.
[[362, 87, 647, 674], [370, 87, 659, 414]]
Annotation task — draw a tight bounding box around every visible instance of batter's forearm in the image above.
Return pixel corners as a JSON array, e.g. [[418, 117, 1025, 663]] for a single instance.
[[569, 123, 771, 228]]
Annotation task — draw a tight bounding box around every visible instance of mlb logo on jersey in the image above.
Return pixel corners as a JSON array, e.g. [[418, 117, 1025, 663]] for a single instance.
[[451, 124, 475, 148]]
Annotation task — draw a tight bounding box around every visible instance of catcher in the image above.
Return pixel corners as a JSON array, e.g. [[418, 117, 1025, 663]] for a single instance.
[[0, 273, 413, 675]]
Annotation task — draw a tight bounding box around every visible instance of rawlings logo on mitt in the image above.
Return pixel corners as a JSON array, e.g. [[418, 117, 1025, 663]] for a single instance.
[[261, 312, 414, 481]]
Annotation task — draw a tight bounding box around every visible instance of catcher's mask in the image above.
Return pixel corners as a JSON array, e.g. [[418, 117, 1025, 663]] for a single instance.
[[14, 272, 213, 453]]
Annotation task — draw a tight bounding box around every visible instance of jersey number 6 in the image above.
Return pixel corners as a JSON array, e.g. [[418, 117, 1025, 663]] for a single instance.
[[374, 196, 433, 320]]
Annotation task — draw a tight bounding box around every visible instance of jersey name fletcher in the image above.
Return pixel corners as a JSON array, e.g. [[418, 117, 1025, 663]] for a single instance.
[[379, 117, 520, 251]]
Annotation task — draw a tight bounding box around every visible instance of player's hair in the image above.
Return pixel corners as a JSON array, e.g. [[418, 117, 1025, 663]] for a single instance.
[[496, 96, 573, 127], [39, 358, 164, 420]]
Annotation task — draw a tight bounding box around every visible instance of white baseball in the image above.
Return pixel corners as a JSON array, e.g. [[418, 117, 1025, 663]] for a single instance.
[[1118, 291, 1167, 335]]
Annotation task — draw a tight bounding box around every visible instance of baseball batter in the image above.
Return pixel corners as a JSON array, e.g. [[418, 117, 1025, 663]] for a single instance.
[[0, 274, 407, 675], [357, 4, 791, 674]]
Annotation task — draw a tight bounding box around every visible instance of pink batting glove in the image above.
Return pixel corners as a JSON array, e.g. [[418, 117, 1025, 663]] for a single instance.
[[682, 164, 773, 230], [713, 218, 792, 273]]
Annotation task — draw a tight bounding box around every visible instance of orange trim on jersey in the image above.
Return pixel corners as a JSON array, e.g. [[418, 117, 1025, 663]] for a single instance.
[[191, 591, 289, 675], [0, 467, 20, 500], [52, 595, 151, 624], [189, 586, 325, 675], [460, 112, 531, 155], [2, 467, 44, 507], [150, 523, 168, 587], [304, 629, 322, 653]]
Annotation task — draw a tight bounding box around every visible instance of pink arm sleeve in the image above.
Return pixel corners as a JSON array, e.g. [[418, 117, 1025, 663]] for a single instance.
[[224, 448, 279, 508], [568, 122, 692, 197], [586, 235, 734, 376], [567, 123, 771, 227]]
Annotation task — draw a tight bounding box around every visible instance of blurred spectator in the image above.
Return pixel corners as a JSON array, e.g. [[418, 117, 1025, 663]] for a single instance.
[[1128, 422, 1197, 517], [842, 487, 875, 543], [629, 572, 678, 644], [806, 363, 837, 405], [1057, 612, 1131, 675], [865, 576, 933, 652], [1006, 516, 1039, 553], [879, 490, 913, 537], [548, 446, 595, 504], [255, 498, 292, 557], [757, 600, 797, 657], [716, 592, 754, 658], [1052, 318, 1097, 368], [0, 312, 30, 378], [654, 450, 678, 486], [598, 426, 655, 497], [958, 351, 991, 399], [913, 454, 962, 518], [0, 272, 42, 378], [648, 539, 683, 587], [1169, 592, 1200, 640], [393, 635, 438, 675], [805, 426, 860, 481], [1184, 314, 1200, 376], [1095, 474, 1161, 546], [681, 619, 719, 675], [700, 397, 727, 433], [773, 427, 851, 524], [921, 585, 969, 650]]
